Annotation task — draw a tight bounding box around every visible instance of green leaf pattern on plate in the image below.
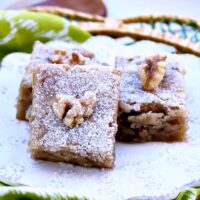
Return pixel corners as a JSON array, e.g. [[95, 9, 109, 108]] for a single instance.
[[0, 10, 91, 59], [0, 190, 88, 200]]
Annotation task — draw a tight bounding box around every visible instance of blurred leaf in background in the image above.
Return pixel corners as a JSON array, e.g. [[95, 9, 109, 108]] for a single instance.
[[0, 190, 88, 200], [0, 10, 91, 60]]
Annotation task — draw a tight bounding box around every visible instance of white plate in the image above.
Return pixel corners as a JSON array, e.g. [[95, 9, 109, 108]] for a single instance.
[[0, 40, 200, 200]]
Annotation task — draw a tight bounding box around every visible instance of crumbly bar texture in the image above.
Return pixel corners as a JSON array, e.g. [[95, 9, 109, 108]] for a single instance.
[[115, 55, 188, 142], [16, 41, 98, 120], [29, 64, 121, 168], [16, 72, 33, 120]]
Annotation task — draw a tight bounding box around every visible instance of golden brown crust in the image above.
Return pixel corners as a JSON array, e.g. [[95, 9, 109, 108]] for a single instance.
[[16, 80, 32, 120]]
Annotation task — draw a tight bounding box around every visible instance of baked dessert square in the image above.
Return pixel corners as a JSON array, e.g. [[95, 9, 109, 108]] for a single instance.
[[29, 64, 121, 168], [16, 41, 98, 120], [116, 54, 188, 142]]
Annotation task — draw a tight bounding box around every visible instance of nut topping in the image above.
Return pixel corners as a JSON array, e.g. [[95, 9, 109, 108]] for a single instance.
[[69, 52, 85, 65], [48, 49, 67, 64], [48, 48, 94, 65], [52, 91, 96, 127], [138, 55, 167, 91], [73, 48, 94, 59], [81, 91, 96, 117]]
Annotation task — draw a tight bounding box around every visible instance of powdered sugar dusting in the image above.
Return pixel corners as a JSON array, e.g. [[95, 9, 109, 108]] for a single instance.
[[117, 54, 186, 112], [30, 65, 121, 167], [29, 41, 100, 67], [1, 42, 200, 199]]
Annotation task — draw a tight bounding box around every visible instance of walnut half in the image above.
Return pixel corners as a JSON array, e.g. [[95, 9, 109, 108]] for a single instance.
[[52, 91, 96, 127], [48, 48, 94, 65], [138, 55, 167, 91]]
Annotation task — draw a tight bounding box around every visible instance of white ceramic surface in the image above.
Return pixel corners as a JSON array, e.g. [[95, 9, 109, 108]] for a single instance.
[[0, 38, 200, 199]]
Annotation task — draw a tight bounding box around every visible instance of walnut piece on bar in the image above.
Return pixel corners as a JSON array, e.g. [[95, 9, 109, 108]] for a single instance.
[[69, 52, 85, 65], [29, 64, 121, 168], [81, 91, 97, 117], [16, 41, 98, 121], [52, 91, 96, 127], [48, 48, 94, 65], [138, 54, 167, 91], [48, 49, 67, 64], [116, 54, 187, 142]]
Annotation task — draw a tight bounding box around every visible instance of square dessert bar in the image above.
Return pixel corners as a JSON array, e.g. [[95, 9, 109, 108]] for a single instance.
[[29, 64, 121, 168], [116, 54, 188, 142], [16, 41, 97, 120]]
